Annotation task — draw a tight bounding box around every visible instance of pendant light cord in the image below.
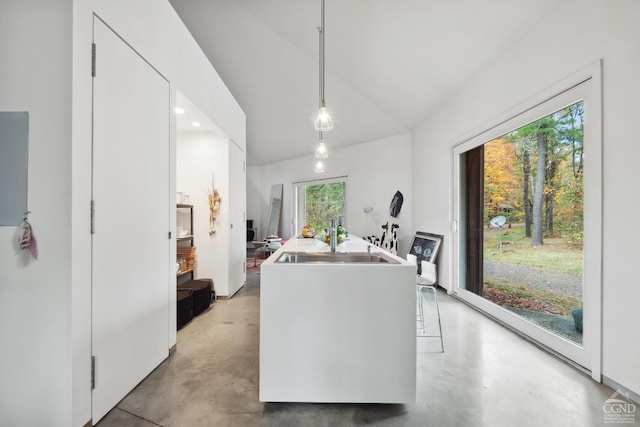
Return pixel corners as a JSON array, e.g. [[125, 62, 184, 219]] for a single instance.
[[319, 0, 325, 107]]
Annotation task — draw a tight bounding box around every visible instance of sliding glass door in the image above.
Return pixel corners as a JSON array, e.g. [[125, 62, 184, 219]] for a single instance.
[[466, 101, 585, 344], [452, 69, 601, 378]]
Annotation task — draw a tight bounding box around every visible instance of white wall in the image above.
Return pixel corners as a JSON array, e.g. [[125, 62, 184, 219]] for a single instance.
[[412, 0, 640, 396], [252, 133, 413, 256], [246, 165, 262, 237], [177, 131, 231, 296], [0, 2, 73, 426]]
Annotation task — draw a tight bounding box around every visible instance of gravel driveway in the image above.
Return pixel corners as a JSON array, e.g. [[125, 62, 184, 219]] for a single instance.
[[483, 260, 582, 299], [483, 260, 583, 343]]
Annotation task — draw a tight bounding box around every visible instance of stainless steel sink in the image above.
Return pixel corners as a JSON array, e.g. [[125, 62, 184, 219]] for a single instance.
[[275, 252, 399, 264]]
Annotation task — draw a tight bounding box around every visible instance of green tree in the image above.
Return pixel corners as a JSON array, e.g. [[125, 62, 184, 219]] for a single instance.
[[305, 182, 345, 232], [552, 103, 584, 245], [532, 123, 549, 246], [507, 117, 555, 245], [507, 128, 538, 239], [502, 101, 584, 246]]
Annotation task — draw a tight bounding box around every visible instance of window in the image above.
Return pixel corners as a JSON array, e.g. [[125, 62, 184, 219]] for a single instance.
[[293, 176, 347, 236], [452, 65, 602, 377], [465, 101, 585, 345]]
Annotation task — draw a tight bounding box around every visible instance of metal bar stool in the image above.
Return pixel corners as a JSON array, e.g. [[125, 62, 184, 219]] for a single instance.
[[407, 254, 444, 352]]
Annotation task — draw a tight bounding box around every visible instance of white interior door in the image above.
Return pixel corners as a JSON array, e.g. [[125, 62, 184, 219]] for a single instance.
[[92, 18, 170, 423], [228, 141, 246, 296]]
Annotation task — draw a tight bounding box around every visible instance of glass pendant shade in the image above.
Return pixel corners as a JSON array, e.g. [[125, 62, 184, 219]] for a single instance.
[[315, 141, 328, 159], [314, 105, 333, 131], [314, 159, 326, 173]]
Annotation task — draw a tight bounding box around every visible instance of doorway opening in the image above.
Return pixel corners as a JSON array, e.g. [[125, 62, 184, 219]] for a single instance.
[[175, 91, 246, 299]]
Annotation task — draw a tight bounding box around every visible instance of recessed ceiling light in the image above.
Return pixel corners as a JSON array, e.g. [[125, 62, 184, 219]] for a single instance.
[[192, 121, 200, 127], [174, 107, 185, 115]]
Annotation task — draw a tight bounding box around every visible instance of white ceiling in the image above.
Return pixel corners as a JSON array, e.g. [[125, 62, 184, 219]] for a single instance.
[[175, 90, 225, 135], [169, 0, 564, 166]]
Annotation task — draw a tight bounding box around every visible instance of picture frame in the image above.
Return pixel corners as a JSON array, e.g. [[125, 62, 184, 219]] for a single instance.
[[408, 232, 443, 275]]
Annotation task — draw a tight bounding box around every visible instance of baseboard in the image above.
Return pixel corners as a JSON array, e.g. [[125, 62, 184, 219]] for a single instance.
[[603, 376, 640, 404], [217, 295, 229, 300], [169, 344, 177, 356]]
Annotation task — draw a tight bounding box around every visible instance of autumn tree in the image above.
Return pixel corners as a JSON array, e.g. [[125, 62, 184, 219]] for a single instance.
[[487, 101, 584, 246], [484, 138, 520, 223]]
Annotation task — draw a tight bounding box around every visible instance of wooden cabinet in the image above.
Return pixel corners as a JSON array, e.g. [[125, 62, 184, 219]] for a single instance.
[[177, 204, 195, 284]]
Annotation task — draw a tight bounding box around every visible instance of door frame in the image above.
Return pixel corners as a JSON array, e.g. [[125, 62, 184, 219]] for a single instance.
[[228, 139, 246, 297], [450, 61, 602, 380]]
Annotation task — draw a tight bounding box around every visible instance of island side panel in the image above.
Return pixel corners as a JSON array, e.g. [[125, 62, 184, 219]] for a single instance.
[[260, 262, 416, 403]]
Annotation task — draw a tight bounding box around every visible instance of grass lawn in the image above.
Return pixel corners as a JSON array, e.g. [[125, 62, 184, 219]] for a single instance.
[[483, 224, 583, 275], [482, 223, 583, 315]]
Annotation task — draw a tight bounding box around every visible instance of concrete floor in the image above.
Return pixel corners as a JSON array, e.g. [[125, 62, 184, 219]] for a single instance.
[[97, 271, 625, 427]]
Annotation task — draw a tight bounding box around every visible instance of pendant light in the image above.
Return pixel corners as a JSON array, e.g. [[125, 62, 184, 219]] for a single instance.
[[314, 0, 333, 131], [315, 131, 328, 159], [314, 159, 326, 173]]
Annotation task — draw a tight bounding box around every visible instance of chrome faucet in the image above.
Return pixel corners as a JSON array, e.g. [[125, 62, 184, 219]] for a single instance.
[[330, 218, 337, 253]]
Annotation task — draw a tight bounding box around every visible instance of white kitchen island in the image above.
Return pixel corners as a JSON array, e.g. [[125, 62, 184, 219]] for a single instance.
[[259, 236, 416, 403]]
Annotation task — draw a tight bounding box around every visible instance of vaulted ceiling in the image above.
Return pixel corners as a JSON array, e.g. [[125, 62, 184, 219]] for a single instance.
[[169, 0, 564, 166]]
